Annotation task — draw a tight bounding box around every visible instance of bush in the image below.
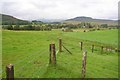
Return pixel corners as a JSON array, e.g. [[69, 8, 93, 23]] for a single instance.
[[97, 28, 100, 30], [89, 29, 96, 32], [83, 30, 86, 32]]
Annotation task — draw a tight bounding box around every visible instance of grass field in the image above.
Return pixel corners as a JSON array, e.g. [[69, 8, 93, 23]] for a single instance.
[[2, 29, 118, 78]]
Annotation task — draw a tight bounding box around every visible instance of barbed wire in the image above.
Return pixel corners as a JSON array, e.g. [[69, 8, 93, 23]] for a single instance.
[[15, 57, 49, 77], [3, 48, 47, 77], [1, 48, 49, 77], [2, 38, 117, 78], [86, 64, 117, 74], [13, 48, 48, 66], [62, 35, 117, 47], [26, 62, 49, 78], [63, 40, 117, 50], [63, 42, 76, 45], [87, 55, 117, 67], [63, 42, 116, 54], [58, 54, 117, 72], [15, 50, 49, 73], [16, 63, 49, 78], [58, 48, 117, 67]]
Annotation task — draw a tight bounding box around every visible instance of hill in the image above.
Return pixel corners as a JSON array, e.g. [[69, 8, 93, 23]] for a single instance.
[[0, 14, 30, 25], [63, 16, 117, 25]]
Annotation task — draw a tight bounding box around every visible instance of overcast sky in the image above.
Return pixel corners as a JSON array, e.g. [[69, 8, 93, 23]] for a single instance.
[[0, 0, 119, 20]]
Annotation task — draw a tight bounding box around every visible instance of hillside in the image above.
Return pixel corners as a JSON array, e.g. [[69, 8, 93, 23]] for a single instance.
[[0, 14, 118, 26], [0, 14, 30, 25], [63, 16, 117, 25]]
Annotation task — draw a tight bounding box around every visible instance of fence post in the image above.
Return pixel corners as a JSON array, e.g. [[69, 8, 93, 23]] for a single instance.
[[59, 39, 62, 52], [92, 45, 94, 53], [49, 44, 52, 64], [6, 64, 14, 80], [101, 46, 103, 54], [49, 43, 56, 65], [81, 51, 87, 78], [81, 42, 83, 51]]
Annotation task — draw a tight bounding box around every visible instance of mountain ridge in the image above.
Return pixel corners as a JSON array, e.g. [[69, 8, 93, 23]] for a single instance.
[[64, 16, 117, 25], [0, 13, 30, 25], [0, 14, 118, 25]]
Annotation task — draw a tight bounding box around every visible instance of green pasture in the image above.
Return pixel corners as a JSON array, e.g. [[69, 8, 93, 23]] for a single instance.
[[2, 29, 118, 78]]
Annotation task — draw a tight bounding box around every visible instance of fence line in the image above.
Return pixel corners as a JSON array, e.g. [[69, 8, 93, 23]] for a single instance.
[[63, 41, 109, 53], [86, 63, 116, 74], [2, 49, 48, 78], [87, 51, 117, 67], [14, 48, 47, 61], [4, 38, 118, 79], [15, 50, 49, 73], [14, 48, 48, 66], [63, 42, 80, 48], [4, 44, 53, 79], [16, 62, 49, 78], [28, 63, 49, 78], [62, 38, 118, 53]]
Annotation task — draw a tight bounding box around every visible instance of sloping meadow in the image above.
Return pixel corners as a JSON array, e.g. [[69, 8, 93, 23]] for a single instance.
[[2, 29, 118, 78]]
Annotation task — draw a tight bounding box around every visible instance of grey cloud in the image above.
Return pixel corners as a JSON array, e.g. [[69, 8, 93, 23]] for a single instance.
[[1, 0, 119, 20]]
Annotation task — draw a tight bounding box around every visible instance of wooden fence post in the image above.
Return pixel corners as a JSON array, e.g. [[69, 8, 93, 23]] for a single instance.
[[6, 64, 14, 80], [49, 44, 52, 64], [59, 39, 62, 52], [81, 51, 87, 78], [81, 42, 83, 51], [101, 46, 103, 54], [49, 43, 56, 65], [92, 45, 94, 53]]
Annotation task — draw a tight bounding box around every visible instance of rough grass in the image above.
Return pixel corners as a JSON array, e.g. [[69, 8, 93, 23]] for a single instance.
[[2, 29, 118, 78]]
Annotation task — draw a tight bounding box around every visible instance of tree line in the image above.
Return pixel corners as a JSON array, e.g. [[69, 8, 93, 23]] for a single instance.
[[2, 25, 51, 31], [2, 22, 118, 31]]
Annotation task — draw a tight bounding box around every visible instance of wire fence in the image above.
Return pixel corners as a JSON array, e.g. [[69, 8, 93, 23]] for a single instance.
[[63, 40, 117, 54], [15, 50, 49, 73], [3, 38, 118, 78], [2, 48, 49, 78], [14, 48, 48, 66]]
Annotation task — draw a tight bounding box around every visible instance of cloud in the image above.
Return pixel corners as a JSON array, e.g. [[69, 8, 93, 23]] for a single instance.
[[1, 0, 119, 20]]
